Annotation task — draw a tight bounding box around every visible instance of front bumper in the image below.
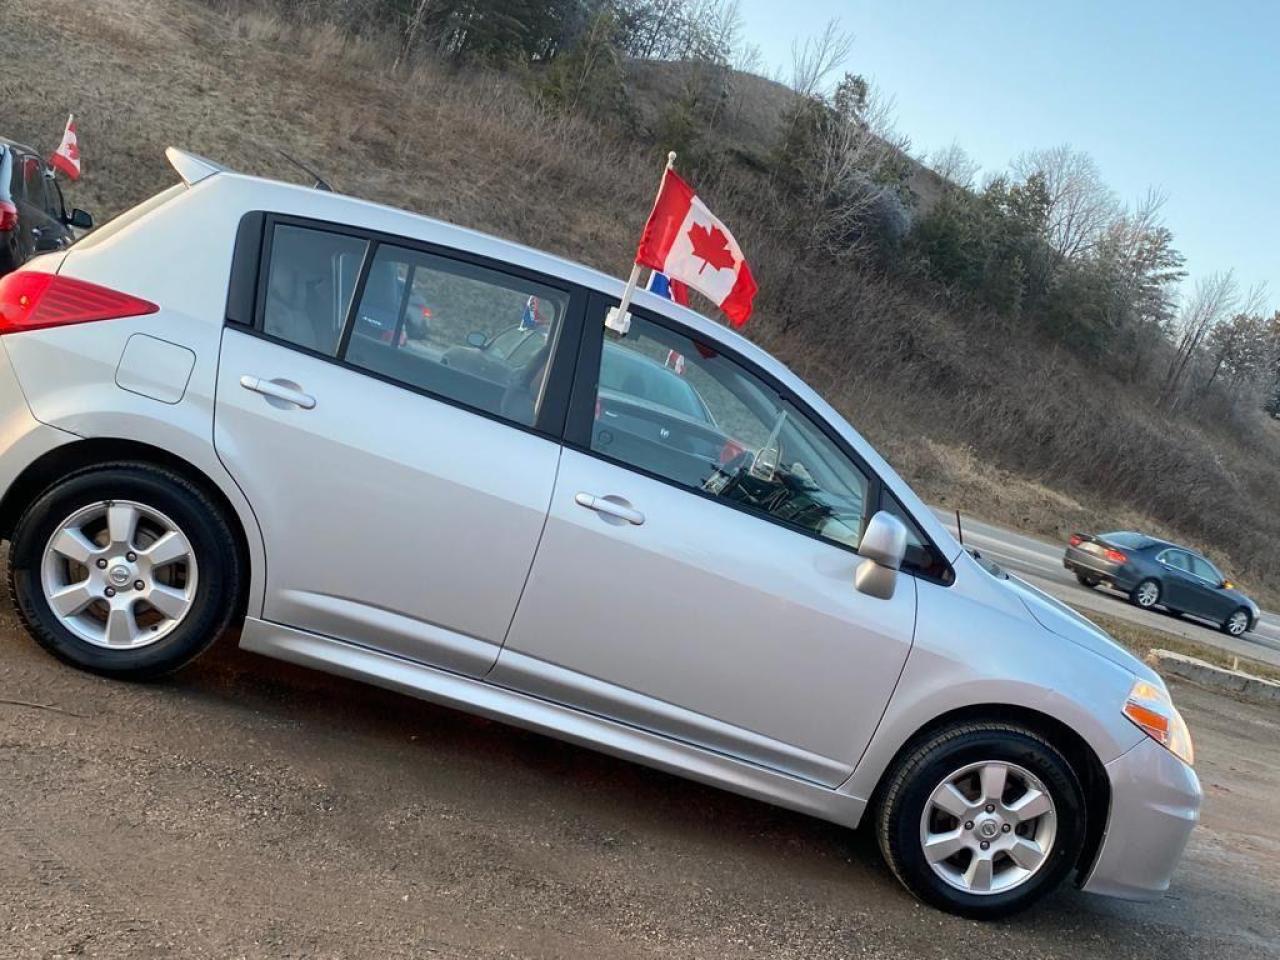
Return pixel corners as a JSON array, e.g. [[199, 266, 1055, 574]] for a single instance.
[[1081, 736, 1201, 901]]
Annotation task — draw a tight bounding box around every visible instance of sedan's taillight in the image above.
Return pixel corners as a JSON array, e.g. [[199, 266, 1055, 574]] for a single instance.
[[1104, 548, 1128, 564], [0, 200, 18, 232], [1068, 533, 1084, 547], [0, 270, 158, 335]]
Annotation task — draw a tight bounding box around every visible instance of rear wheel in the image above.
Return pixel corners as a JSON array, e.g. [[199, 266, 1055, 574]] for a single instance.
[[1130, 578, 1161, 609], [1074, 572, 1101, 588], [8, 463, 241, 679], [1222, 607, 1251, 637], [875, 723, 1085, 919]]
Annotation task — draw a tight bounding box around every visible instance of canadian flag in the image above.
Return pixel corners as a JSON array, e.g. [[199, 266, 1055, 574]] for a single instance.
[[50, 115, 81, 180], [636, 169, 757, 328]]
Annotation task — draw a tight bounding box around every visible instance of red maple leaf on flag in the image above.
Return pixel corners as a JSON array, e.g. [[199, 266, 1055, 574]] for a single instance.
[[687, 222, 736, 274]]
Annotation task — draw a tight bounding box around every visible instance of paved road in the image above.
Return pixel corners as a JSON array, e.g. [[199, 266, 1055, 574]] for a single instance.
[[933, 509, 1280, 669]]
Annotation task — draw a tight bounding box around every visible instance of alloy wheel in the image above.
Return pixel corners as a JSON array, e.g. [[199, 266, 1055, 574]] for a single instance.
[[39, 500, 199, 650], [1135, 581, 1160, 608], [1227, 610, 1249, 636], [918, 760, 1058, 895]]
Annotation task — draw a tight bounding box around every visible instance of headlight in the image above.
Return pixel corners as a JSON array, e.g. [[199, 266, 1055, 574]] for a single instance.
[[1123, 680, 1194, 766]]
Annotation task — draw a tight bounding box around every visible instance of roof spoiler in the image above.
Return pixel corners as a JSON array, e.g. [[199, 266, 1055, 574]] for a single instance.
[[165, 147, 226, 187]]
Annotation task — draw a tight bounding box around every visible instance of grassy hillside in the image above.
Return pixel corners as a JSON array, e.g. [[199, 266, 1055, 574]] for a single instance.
[[3, 0, 1278, 601]]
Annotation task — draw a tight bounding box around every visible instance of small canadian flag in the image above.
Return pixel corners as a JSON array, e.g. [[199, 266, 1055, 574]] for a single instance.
[[635, 167, 757, 328], [50, 115, 81, 180]]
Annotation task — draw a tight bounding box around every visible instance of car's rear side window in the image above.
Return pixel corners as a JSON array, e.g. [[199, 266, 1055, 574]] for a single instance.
[[262, 224, 368, 355], [342, 243, 569, 428]]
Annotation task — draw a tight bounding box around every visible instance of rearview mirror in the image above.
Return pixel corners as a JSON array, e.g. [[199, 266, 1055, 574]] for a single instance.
[[466, 331, 487, 348], [855, 511, 908, 600], [67, 208, 93, 230]]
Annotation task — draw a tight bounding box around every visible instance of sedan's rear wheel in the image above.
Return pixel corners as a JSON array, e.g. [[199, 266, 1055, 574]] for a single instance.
[[876, 723, 1085, 919], [1075, 572, 1101, 588], [8, 463, 241, 679], [1130, 578, 1161, 609], [1222, 608, 1251, 637]]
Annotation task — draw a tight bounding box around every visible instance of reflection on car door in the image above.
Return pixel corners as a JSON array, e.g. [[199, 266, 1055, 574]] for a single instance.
[[493, 303, 918, 787], [215, 219, 580, 677]]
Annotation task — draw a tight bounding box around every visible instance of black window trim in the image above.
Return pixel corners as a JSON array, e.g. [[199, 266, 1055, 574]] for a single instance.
[[230, 211, 588, 443], [566, 291, 954, 584]]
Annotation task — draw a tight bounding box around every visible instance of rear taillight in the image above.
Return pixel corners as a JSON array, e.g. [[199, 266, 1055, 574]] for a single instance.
[[0, 271, 158, 334], [1104, 548, 1128, 564], [1068, 534, 1084, 547], [0, 200, 18, 232]]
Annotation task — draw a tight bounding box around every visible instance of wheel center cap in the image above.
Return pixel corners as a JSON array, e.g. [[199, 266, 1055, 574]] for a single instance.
[[108, 564, 132, 586], [978, 819, 1000, 839]]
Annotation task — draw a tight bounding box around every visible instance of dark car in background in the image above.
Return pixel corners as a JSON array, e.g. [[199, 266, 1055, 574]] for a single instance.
[[1064, 531, 1259, 636], [1, 137, 92, 276]]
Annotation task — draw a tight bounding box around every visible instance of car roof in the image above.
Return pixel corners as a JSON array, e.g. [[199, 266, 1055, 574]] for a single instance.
[[0, 136, 40, 156]]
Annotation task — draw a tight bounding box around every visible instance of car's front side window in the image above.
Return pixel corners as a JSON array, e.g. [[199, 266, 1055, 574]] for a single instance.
[[1189, 555, 1221, 583], [589, 315, 871, 550]]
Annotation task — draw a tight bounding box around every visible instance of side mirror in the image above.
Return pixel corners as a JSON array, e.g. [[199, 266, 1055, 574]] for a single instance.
[[466, 331, 487, 348], [855, 511, 908, 600], [67, 208, 93, 230]]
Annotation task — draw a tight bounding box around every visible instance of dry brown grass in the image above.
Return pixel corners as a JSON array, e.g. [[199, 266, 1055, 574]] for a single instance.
[[3, 0, 1278, 603], [1076, 609, 1280, 685]]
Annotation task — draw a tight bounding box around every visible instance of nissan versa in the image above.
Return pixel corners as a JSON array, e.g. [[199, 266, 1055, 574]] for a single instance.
[[0, 150, 1200, 919]]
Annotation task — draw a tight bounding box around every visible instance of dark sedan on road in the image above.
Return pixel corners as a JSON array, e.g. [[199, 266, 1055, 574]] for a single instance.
[[1064, 531, 1259, 636]]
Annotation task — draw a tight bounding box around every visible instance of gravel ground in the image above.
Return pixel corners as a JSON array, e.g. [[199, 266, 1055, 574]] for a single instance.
[[1, 577, 1277, 959]]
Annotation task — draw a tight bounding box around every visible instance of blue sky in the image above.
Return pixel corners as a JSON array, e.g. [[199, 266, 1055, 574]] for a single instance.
[[736, 0, 1277, 308]]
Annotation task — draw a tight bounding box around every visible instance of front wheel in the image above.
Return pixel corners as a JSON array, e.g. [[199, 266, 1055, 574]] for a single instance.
[[8, 463, 242, 680], [1222, 607, 1251, 637], [875, 723, 1086, 919]]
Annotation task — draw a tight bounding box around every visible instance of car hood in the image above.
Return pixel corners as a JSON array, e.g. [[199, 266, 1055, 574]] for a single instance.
[[1001, 574, 1159, 683]]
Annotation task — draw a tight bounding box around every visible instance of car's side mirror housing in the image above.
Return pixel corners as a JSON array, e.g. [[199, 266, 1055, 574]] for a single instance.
[[855, 511, 908, 600], [67, 208, 93, 230], [466, 331, 487, 348]]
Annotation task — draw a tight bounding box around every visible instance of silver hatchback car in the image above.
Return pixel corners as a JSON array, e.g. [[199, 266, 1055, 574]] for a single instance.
[[0, 150, 1200, 919]]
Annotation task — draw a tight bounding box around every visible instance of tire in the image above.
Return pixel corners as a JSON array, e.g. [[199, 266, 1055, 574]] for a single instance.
[[1130, 578, 1161, 609], [1074, 572, 1100, 588], [875, 722, 1086, 920], [7, 463, 242, 680], [1221, 607, 1251, 638]]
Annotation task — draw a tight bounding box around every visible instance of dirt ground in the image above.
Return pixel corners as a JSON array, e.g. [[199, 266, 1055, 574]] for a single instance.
[[1, 583, 1277, 960]]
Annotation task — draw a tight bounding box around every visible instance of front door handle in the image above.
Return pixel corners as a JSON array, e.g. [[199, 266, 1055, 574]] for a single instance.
[[575, 492, 645, 526], [239, 375, 316, 410]]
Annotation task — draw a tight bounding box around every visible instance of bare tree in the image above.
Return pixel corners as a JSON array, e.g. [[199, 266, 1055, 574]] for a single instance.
[[789, 18, 853, 98], [1012, 145, 1118, 261], [804, 82, 910, 255], [1162, 272, 1243, 407], [927, 140, 980, 189], [393, 0, 433, 70]]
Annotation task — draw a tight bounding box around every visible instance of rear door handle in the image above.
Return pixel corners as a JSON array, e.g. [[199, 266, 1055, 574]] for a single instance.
[[239, 375, 316, 410], [574, 492, 645, 526]]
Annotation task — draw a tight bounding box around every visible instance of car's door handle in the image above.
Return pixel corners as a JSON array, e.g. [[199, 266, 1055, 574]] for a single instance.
[[574, 492, 645, 526], [239, 375, 316, 410]]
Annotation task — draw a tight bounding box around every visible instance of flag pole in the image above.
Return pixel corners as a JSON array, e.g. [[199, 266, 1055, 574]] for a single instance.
[[606, 151, 677, 335]]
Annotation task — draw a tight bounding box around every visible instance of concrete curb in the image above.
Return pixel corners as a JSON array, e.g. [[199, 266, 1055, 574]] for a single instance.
[[1146, 649, 1280, 707]]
